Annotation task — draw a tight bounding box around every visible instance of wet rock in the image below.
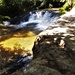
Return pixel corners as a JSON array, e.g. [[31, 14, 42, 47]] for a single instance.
[[24, 58, 62, 75], [24, 8, 75, 75]]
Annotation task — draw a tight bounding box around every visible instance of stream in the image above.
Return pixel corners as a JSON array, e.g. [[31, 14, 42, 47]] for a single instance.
[[4, 10, 59, 31], [1, 7, 75, 75], [1, 10, 59, 75]]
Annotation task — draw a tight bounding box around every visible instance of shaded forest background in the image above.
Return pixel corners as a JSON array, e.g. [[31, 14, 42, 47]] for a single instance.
[[0, 0, 67, 23]]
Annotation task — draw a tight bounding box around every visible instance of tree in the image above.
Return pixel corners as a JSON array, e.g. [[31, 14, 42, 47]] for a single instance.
[[0, 0, 67, 19]]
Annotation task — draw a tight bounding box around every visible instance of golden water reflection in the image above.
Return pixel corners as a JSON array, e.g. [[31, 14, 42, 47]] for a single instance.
[[0, 30, 37, 53]]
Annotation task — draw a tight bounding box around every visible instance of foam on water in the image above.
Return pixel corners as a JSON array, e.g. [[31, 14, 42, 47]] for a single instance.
[[4, 10, 59, 31], [4, 8, 75, 31]]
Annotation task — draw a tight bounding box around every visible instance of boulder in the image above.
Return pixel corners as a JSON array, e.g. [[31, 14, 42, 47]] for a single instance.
[[24, 7, 75, 75]]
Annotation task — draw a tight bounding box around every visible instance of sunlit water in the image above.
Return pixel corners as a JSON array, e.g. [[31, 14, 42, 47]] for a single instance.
[[1, 10, 59, 51], [4, 10, 59, 31]]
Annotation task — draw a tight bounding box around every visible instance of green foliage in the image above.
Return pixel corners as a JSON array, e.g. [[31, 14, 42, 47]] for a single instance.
[[0, 15, 10, 24], [0, 0, 3, 6], [59, 0, 75, 15], [0, 0, 66, 18], [59, 3, 68, 15]]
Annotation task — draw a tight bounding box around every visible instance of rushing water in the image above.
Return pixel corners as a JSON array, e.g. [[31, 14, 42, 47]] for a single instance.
[[4, 10, 59, 31], [1, 10, 59, 75]]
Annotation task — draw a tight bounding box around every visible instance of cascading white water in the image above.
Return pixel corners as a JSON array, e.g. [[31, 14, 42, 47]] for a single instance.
[[4, 10, 59, 31]]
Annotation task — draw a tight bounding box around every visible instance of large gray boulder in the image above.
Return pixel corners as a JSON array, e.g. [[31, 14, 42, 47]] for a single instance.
[[24, 8, 75, 75]]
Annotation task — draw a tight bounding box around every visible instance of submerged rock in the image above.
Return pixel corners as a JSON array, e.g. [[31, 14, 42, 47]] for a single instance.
[[24, 8, 75, 75]]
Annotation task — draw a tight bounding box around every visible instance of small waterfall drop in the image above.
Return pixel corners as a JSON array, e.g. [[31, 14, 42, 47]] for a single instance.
[[4, 10, 59, 31]]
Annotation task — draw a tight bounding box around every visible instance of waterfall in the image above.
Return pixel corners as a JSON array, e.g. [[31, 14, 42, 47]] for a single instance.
[[3, 10, 59, 31]]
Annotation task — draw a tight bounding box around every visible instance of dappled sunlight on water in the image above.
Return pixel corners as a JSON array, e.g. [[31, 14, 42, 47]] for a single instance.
[[0, 10, 59, 52], [0, 36, 36, 51], [0, 30, 37, 52]]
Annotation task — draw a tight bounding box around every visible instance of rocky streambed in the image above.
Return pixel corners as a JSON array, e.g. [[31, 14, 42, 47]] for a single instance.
[[23, 7, 75, 75]]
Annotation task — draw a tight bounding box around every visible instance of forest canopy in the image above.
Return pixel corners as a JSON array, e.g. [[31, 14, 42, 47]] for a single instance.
[[0, 0, 75, 23]]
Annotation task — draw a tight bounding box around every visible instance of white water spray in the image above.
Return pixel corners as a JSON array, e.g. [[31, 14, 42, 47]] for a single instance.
[[4, 10, 59, 31]]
